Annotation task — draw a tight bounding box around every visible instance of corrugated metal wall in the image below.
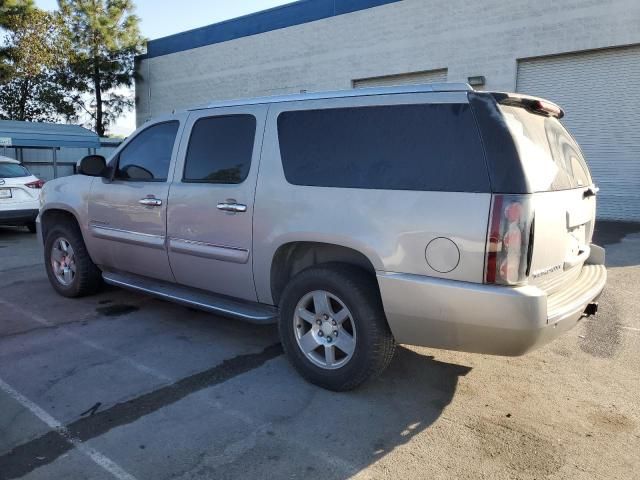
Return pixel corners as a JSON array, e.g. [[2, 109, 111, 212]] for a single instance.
[[1, 144, 120, 181], [517, 45, 640, 221], [353, 69, 448, 88]]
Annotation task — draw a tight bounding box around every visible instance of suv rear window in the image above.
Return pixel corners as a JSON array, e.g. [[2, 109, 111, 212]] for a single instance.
[[499, 105, 592, 191], [277, 103, 490, 192], [0, 163, 30, 178]]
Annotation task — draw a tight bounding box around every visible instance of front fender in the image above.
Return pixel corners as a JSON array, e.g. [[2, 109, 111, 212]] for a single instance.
[[39, 175, 95, 252]]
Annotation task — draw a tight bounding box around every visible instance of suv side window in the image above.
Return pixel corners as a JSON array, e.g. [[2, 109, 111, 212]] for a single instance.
[[183, 115, 256, 184], [277, 103, 490, 192], [115, 121, 179, 182]]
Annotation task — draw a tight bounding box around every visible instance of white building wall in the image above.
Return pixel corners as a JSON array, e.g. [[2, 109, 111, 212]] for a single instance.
[[136, 0, 640, 124]]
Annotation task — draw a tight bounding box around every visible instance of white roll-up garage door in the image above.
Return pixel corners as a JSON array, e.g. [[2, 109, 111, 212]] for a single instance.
[[353, 69, 448, 89], [517, 45, 640, 221]]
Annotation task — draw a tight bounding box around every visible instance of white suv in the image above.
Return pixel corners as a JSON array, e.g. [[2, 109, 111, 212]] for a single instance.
[[0, 156, 44, 233]]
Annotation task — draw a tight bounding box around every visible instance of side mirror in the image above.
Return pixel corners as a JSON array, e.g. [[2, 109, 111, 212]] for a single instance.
[[78, 155, 107, 177]]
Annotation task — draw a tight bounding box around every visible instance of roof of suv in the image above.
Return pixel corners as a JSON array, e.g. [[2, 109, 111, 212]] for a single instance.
[[191, 82, 473, 112]]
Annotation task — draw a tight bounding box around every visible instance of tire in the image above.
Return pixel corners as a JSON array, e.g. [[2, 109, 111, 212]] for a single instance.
[[44, 221, 102, 298], [278, 264, 396, 391], [26, 222, 37, 234]]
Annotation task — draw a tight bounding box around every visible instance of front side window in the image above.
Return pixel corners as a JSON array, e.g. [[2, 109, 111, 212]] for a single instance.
[[115, 121, 179, 181], [183, 115, 256, 184], [277, 103, 490, 192]]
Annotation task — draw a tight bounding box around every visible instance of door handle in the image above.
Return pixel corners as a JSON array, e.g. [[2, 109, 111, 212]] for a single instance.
[[217, 202, 247, 213], [139, 197, 162, 207]]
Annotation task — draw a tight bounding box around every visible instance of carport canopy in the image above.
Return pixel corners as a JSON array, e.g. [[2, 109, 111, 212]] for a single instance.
[[0, 119, 100, 149]]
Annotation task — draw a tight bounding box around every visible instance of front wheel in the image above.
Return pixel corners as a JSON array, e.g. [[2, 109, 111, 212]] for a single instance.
[[44, 222, 102, 297], [278, 264, 396, 391]]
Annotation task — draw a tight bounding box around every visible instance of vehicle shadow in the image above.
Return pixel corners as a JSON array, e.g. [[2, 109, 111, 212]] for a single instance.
[[345, 346, 472, 458], [593, 220, 640, 267], [207, 342, 472, 479], [0, 225, 32, 237]]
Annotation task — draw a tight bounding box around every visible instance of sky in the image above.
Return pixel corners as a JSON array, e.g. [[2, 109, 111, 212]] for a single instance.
[[35, 0, 295, 135]]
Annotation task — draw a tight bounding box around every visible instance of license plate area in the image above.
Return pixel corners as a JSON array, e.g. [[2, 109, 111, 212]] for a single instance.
[[0, 188, 12, 199]]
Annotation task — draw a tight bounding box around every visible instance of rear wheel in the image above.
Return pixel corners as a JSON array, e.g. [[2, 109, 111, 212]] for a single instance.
[[278, 264, 395, 391], [44, 222, 102, 297]]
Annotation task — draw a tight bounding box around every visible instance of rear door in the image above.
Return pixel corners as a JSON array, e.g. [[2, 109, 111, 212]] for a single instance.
[[88, 117, 184, 282], [166, 105, 267, 301], [500, 105, 596, 294]]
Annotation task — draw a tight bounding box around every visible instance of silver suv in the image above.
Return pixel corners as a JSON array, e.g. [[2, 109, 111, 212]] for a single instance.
[[38, 84, 607, 391]]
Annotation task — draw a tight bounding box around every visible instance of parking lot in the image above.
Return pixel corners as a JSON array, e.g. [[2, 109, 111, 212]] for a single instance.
[[0, 222, 638, 480]]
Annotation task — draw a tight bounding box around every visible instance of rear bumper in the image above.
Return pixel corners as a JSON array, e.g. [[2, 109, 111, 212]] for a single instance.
[[0, 208, 38, 225], [377, 255, 606, 356]]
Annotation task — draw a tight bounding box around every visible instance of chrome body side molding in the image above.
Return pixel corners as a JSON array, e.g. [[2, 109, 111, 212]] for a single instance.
[[89, 223, 166, 250], [168, 238, 249, 264]]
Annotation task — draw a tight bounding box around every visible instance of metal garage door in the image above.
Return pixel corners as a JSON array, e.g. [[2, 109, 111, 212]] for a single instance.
[[353, 69, 448, 88], [517, 45, 640, 221]]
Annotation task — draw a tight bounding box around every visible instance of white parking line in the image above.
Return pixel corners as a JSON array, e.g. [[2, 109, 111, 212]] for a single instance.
[[0, 298, 172, 382], [204, 396, 369, 479], [0, 377, 138, 480], [621, 326, 640, 332]]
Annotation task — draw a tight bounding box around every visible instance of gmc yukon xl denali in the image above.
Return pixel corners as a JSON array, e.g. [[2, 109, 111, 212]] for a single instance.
[[37, 84, 607, 391]]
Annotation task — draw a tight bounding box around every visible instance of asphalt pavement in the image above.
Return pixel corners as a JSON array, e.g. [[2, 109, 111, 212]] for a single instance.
[[0, 222, 638, 480]]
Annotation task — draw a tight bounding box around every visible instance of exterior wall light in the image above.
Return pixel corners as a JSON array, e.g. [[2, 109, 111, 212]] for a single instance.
[[468, 76, 486, 87]]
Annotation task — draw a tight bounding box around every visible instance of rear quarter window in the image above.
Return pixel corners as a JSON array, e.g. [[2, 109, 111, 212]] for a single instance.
[[499, 105, 592, 191], [277, 103, 490, 192]]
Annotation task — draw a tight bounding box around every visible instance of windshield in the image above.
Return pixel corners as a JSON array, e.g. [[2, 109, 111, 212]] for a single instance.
[[499, 105, 592, 192], [0, 162, 31, 178]]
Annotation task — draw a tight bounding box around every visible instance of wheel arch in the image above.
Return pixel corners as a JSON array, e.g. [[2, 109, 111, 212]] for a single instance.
[[269, 241, 380, 306], [40, 206, 83, 242]]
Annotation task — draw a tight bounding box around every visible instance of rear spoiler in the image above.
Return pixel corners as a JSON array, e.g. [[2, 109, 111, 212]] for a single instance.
[[490, 92, 564, 119]]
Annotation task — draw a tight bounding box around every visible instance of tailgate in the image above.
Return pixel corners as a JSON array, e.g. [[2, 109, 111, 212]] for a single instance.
[[529, 189, 596, 294]]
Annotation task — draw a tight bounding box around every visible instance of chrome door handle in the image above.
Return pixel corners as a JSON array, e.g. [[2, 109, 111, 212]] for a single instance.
[[217, 202, 247, 213], [139, 197, 162, 206]]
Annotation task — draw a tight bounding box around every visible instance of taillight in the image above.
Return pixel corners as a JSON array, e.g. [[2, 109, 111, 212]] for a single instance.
[[485, 194, 534, 285], [25, 179, 45, 189]]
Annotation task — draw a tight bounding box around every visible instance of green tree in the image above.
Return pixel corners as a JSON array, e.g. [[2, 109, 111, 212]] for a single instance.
[[0, 0, 34, 81], [0, 6, 75, 121], [0, 0, 34, 28], [58, 0, 145, 136]]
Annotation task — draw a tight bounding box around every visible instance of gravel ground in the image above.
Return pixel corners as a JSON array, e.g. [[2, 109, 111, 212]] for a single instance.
[[0, 222, 638, 480]]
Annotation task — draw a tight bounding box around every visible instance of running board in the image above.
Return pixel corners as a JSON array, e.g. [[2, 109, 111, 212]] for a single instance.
[[102, 271, 278, 325]]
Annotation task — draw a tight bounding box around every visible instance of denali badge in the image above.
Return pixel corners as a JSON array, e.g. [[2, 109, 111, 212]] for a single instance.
[[532, 264, 563, 279]]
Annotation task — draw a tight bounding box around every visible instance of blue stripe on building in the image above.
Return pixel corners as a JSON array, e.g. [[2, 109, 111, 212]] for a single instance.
[[145, 0, 403, 59]]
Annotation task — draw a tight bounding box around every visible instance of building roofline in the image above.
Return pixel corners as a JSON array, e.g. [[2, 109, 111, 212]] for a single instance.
[[188, 83, 473, 112], [143, 0, 402, 59], [0, 120, 100, 149]]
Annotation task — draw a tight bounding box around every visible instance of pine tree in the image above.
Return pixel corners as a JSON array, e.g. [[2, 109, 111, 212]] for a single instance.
[[0, 0, 35, 81], [0, 5, 75, 121], [58, 0, 145, 136]]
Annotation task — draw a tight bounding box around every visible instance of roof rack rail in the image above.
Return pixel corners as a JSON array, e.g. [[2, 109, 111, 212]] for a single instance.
[[190, 82, 473, 112]]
